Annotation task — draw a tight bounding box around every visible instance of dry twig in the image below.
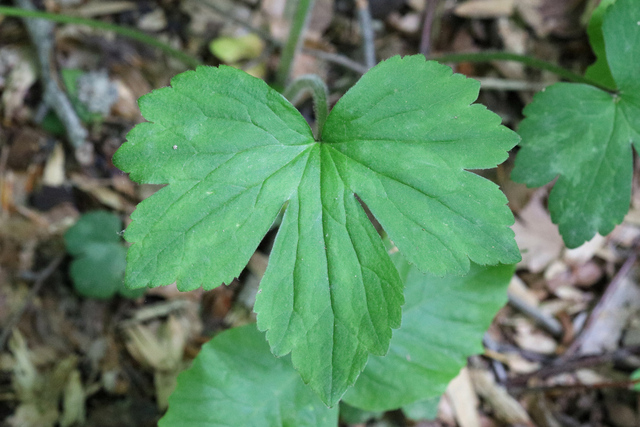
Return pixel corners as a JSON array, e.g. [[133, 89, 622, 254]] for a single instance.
[[356, 0, 376, 69], [14, 0, 91, 164], [420, 0, 439, 56]]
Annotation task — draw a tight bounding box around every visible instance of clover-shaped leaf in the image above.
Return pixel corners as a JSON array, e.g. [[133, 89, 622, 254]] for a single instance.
[[512, 0, 640, 248], [65, 211, 144, 299], [114, 55, 519, 405]]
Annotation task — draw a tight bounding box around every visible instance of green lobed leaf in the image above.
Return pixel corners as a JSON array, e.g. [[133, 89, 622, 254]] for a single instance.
[[159, 324, 338, 427], [512, 0, 640, 248], [114, 55, 520, 405], [584, 0, 617, 90], [342, 254, 514, 411], [64, 211, 144, 299]]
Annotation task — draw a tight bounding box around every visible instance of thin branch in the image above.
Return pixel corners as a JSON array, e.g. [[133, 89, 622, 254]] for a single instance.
[[419, 0, 439, 56], [506, 345, 640, 388], [510, 377, 640, 394], [12, 0, 89, 157], [563, 252, 638, 357], [507, 291, 564, 338], [355, 0, 375, 69]]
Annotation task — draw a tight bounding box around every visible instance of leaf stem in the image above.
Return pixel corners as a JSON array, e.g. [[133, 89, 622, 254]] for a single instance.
[[283, 75, 329, 141], [275, 0, 316, 89], [0, 6, 202, 68], [429, 51, 613, 92]]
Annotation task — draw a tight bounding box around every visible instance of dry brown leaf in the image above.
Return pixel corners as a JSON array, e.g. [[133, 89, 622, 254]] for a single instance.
[[388, 11, 422, 34], [308, 0, 334, 40], [445, 367, 481, 427], [576, 270, 640, 355], [0, 47, 38, 125], [515, 0, 584, 38], [469, 368, 534, 426], [503, 352, 540, 374], [455, 0, 515, 18], [291, 51, 327, 81], [123, 316, 186, 371], [138, 9, 167, 32], [122, 315, 193, 408], [494, 18, 528, 80], [69, 173, 125, 210], [508, 274, 541, 308], [513, 190, 564, 273], [604, 396, 638, 427], [60, 370, 86, 427], [262, 0, 289, 40], [513, 318, 558, 354], [111, 79, 141, 120], [7, 331, 81, 427], [563, 234, 605, 266], [609, 222, 640, 247], [42, 143, 66, 187], [182, 0, 227, 35]]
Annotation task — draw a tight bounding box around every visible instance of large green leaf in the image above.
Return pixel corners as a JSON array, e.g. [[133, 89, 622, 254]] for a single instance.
[[342, 254, 513, 411], [159, 324, 338, 427], [114, 55, 520, 405], [512, 0, 640, 248]]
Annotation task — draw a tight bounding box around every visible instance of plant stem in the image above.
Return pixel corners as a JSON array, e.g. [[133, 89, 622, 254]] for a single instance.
[[0, 6, 202, 68], [419, 0, 439, 56], [275, 0, 315, 89], [356, 0, 376, 69], [282, 75, 329, 141], [429, 51, 612, 92]]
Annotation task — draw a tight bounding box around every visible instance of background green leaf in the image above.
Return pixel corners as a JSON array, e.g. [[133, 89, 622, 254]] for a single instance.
[[342, 254, 513, 411], [512, 0, 640, 248], [64, 211, 144, 299], [403, 396, 441, 421], [159, 324, 338, 427], [584, 0, 617, 89], [338, 403, 383, 425], [114, 56, 520, 405]]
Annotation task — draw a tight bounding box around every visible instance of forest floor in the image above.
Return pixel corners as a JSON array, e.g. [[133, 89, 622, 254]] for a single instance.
[[1, 0, 640, 426]]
